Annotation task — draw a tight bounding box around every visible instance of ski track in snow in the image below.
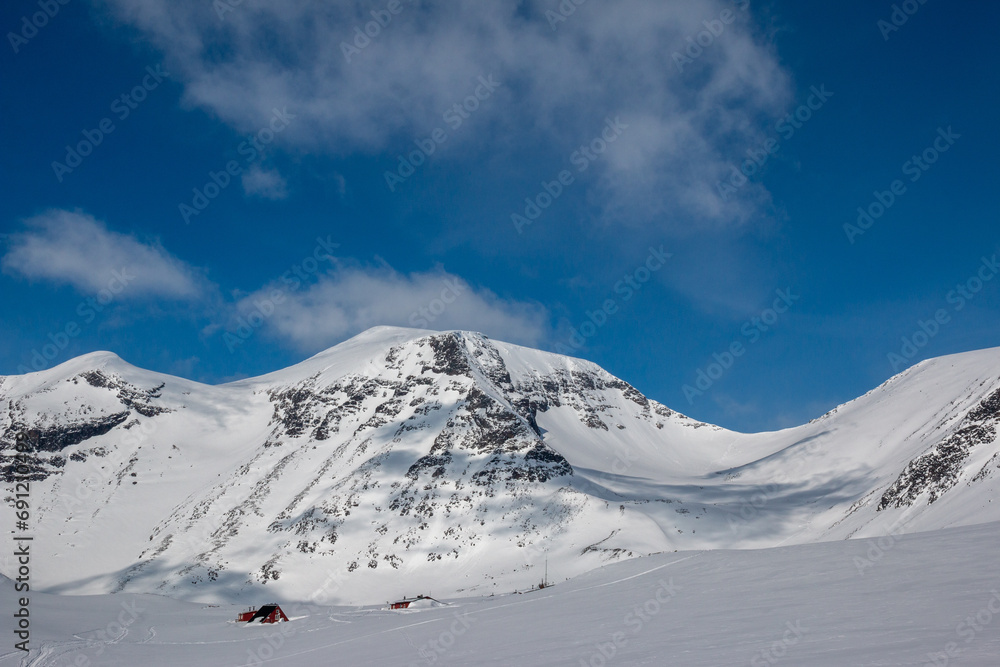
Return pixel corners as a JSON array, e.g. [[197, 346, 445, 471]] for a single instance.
[[4, 524, 999, 665], [247, 554, 700, 665]]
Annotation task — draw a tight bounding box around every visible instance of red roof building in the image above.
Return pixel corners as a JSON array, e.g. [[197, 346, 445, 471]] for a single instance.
[[237, 604, 289, 624], [389, 595, 435, 609]]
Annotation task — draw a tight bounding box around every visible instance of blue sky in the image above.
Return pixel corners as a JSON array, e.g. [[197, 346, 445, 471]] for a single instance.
[[2, 0, 998, 433]]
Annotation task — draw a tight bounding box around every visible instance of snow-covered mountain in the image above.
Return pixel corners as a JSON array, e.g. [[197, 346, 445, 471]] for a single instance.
[[2, 326, 999, 604]]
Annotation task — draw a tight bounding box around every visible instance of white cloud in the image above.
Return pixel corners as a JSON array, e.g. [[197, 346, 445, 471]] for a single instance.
[[236, 263, 550, 351], [100, 0, 792, 228], [1, 209, 205, 299], [1, 209, 546, 352], [241, 165, 288, 199]]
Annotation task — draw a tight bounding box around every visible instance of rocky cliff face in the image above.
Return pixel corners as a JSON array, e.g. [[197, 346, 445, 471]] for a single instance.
[[3, 331, 677, 602], [0, 369, 168, 482], [879, 387, 1000, 509]]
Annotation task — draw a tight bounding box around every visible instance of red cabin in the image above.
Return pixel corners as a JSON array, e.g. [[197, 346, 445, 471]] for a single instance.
[[389, 595, 432, 610], [237, 604, 289, 624]]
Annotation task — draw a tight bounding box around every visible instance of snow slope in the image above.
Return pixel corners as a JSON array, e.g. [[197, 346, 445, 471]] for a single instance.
[[1, 326, 999, 605], [2, 521, 998, 666]]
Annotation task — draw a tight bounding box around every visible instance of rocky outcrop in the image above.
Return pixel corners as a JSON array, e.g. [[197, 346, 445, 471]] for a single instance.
[[879, 387, 1000, 509], [0, 369, 169, 481]]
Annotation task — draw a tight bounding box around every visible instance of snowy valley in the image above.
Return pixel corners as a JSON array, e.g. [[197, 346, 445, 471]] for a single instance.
[[2, 326, 999, 664]]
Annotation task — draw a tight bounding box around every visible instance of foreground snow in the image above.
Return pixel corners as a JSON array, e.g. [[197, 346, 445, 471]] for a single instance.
[[3, 521, 998, 666]]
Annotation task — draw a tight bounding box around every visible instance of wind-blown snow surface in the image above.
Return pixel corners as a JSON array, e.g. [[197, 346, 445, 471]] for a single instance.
[[2, 522, 998, 666], [2, 326, 1000, 606]]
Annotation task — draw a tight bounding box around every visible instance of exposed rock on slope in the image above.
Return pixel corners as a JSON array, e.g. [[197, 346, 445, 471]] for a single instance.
[[879, 387, 1000, 509], [1, 328, 999, 604]]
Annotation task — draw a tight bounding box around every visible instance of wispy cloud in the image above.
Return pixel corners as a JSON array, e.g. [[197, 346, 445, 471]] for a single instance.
[[235, 262, 550, 352], [241, 165, 288, 200], [2, 208, 547, 353], [1, 209, 206, 299], [101, 0, 791, 228]]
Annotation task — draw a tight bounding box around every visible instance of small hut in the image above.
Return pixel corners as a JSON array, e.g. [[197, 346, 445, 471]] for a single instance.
[[237, 604, 289, 624], [389, 595, 435, 610]]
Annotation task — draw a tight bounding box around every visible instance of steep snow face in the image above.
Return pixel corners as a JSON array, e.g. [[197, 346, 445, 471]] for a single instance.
[[119, 330, 675, 604], [1, 327, 999, 604], [0, 330, 684, 603], [879, 384, 1000, 508], [0, 355, 169, 482], [714, 350, 1000, 545]]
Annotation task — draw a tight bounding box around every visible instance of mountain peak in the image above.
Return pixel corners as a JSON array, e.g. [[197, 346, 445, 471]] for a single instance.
[[3, 336, 1000, 605]]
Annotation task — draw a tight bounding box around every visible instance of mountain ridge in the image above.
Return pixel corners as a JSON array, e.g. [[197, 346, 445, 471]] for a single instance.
[[2, 327, 999, 604]]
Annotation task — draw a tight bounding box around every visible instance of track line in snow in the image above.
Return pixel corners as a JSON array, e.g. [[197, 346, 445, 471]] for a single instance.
[[246, 553, 701, 665], [17, 621, 135, 667], [579, 553, 701, 590], [449, 553, 703, 618], [20, 642, 80, 667]]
